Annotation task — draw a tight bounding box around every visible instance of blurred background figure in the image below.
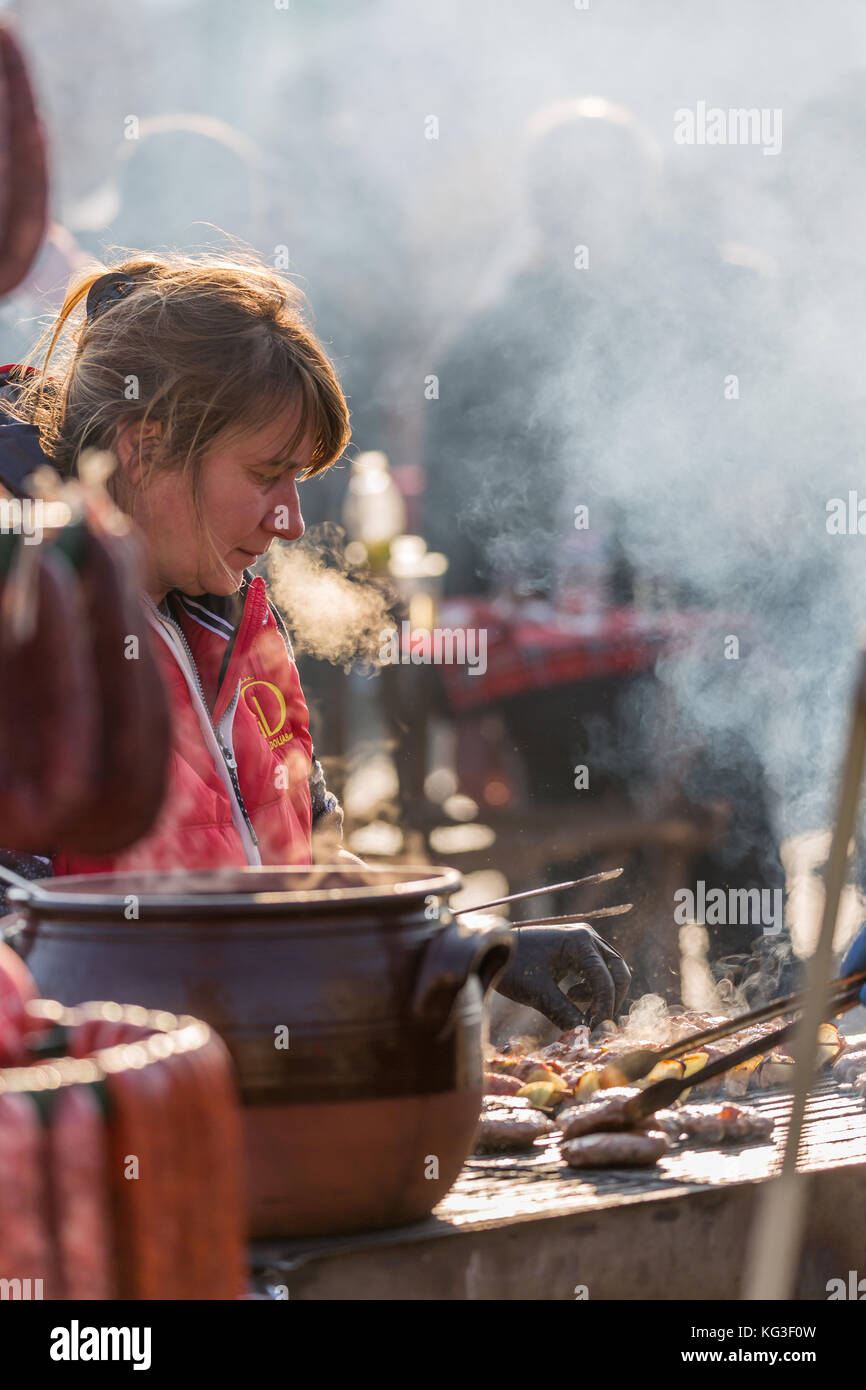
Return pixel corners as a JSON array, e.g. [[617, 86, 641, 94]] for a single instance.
[[418, 96, 784, 990], [3, 0, 866, 1007], [424, 97, 663, 598], [103, 115, 268, 255]]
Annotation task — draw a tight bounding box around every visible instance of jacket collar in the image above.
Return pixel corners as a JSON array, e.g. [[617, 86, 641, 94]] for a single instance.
[[0, 419, 52, 498], [165, 576, 251, 636]]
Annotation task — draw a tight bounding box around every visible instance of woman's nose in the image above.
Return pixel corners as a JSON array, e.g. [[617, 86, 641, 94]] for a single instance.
[[267, 482, 305, 542]]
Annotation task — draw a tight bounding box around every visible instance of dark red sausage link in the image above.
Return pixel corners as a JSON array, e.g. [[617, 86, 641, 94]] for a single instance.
[[0, 1091, 58, 1298], [49, 1084, 115, 1299]]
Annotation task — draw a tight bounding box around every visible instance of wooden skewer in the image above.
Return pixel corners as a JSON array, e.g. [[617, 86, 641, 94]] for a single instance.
[[742, 645, 866, 1301], [454, 868, 623, 918]]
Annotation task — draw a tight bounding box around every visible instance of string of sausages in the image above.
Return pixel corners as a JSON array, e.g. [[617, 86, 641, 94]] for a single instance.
[[0, 497, 172, 858], [0, 997, 247, 1300]]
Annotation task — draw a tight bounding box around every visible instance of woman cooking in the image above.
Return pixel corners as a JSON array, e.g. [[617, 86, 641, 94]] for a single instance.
[[0, 252, 630, 1031]]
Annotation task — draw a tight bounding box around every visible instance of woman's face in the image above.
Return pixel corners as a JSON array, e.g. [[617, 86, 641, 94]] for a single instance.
[[118, 399, 312, 600]]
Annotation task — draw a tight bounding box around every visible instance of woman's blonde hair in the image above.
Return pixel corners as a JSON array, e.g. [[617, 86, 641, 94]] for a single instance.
[[5, 249, 351, 576]]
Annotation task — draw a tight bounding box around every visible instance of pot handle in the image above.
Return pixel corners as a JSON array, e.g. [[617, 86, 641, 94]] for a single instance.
[[0, 912, 27, 957], [411, 912, 514, 1036]]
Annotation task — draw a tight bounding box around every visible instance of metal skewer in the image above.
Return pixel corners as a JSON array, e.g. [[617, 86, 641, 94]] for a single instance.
[[742, 644, 866, 1301], [508, 903, 633, 927], [454, 867, 623, 918]]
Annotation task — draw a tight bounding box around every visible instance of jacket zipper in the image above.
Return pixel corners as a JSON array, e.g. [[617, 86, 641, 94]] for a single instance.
[[144, 597, 261, 860], [213, 684, 257, 847]]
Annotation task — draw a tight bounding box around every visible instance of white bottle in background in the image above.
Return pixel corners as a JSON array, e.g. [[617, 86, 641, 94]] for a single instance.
[[342, 451, 407, 572]]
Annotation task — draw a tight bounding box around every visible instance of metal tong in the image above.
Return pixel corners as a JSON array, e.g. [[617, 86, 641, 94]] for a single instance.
[[454, 867, 633, 926], [618, 969, 866, 1124], [599, 967, 866, 1088]]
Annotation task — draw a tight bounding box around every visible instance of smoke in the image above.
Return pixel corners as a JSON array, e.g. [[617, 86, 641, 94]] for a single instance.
[[265, 529, 395, 670], [416, 26, 866, 866], [621, 993, 677, 1044], [16, 0, 866, 897]]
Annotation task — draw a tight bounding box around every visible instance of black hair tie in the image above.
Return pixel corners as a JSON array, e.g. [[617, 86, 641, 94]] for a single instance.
[[85, 271, 136, 323]]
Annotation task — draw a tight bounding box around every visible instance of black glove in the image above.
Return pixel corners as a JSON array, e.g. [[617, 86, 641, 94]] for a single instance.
[[494, 924, 631, 1030]]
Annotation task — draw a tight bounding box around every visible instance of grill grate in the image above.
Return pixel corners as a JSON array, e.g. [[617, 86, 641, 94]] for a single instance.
[[250, 1079, 866, 1298], [440, 1079, 866, 1228]]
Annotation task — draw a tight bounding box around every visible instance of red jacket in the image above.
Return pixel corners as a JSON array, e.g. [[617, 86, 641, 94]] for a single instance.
[[51, 575, 316, 876]]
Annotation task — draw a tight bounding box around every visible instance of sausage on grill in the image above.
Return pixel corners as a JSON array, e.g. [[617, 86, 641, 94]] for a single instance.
[[665, 1102, 774, 1145], [474, 1106, 555, 1152], [563, 1130, 670, 1168], [484, 1071, 524, 1096], [833, 1049, 866, 1084], [558, 1089, 642, 1138]]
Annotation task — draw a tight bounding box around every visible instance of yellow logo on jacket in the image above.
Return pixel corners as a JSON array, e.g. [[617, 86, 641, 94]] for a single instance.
[[240, 677, 294, 750]]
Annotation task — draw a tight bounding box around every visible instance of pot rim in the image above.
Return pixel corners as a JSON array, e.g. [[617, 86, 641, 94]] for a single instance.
[[7, 863, 463, 918]]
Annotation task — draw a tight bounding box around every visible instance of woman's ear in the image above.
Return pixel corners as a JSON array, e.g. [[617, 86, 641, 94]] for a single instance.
[[115, 419, 164, 486]]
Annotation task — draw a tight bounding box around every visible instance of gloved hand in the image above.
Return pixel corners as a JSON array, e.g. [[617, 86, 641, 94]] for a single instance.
[[494, 923, 631, 1031], [841, 923, 866, 1005]]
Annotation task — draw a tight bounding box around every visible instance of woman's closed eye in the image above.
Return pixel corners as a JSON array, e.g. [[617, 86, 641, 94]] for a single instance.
[[249, 463, 302, 489]]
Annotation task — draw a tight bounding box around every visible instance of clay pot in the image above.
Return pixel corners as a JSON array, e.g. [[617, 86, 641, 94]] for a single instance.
[[5, 865, 512, 1237]]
